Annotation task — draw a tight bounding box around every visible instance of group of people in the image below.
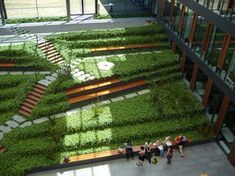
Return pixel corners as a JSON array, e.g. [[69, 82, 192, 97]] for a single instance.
[[125, 135, 188, 166]]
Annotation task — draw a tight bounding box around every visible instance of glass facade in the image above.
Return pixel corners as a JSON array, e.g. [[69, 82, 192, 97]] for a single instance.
[[159, 0, 235, 156]]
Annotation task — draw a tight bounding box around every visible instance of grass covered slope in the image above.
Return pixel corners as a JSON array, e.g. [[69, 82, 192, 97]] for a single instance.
[[0, 81, 213, 176], [0, 74, 44, 125], [46, 24, 169, 58], [0, 43, 57, 70]]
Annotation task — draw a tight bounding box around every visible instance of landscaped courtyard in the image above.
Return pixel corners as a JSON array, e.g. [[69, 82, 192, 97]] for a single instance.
[[0, 24, 215, 176]]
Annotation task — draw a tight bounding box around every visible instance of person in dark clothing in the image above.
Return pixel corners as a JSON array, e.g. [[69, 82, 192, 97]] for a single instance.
[[136, 146, 146, 166], [125, 140, 134, 160], [145, 141, 152, 164], [166, 146, 174, 164]]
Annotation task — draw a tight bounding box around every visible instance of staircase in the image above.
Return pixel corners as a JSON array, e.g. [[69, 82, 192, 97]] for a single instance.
[[38, 41, 64, 65], [18, 83, 47, 116], [67, 77, 147, 108]]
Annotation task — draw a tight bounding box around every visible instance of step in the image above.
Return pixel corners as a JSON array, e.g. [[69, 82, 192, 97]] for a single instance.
[[47, 52, 60, 58], [41, 47, 56, 53], [25, 98, 38, 105], [49, 55, 63, 61], [38, 41, 51, 46], [54, 60, 64, 65], [28, 95, 40, 101], [20, 105, 33, 113], [18, 109, 30, 117], [35, 84, 47, 91], [38, 43, 54, 49], [67, 78, 121, 96], [22, 102, 35, 109], [90, 43, 158, 52], [69, 80, 147, 104], [44, 49, 58, 55], [51, 58, 64, 64], [32, 87, 45, 94], [30, 91, 43, 98]]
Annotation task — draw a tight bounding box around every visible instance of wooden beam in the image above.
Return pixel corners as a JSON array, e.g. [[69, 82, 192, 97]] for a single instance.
[[180, 52, 187, 74], [213, 96, 230, 136], [178, 5, 186, 33], [169, 0, 175, 24], [202, 79, 213, 107], [161, 0, 166, 17], [202, 23, 213, 55], [188, 13, 198, 44], [189, 64, 198, 91], [217, 34, 232, 68], [228, 142, 235, 166], [171, 42, 177, 53]]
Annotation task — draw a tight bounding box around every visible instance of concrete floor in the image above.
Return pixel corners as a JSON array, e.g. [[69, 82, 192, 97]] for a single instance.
[[28, 142, 235, 176]]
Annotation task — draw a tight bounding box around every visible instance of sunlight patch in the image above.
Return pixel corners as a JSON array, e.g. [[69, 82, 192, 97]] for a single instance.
[[97, 61, 114, 71]]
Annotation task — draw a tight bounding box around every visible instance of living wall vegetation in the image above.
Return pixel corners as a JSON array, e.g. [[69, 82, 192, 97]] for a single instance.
[[0, 81, 212, 176]]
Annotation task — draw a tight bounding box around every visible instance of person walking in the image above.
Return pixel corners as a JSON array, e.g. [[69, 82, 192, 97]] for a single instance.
[[145, 141, 152, 164], [166, 146, 174, 164], [136, 146, 146, 166]]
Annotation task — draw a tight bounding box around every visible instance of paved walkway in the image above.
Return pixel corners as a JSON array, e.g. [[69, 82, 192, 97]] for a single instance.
[[0, 17, 154, 35], [0, 17, 154, 44], [28, 142, 235, 176]]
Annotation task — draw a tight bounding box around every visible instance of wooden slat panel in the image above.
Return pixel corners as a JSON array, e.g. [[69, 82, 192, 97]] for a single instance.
[[180, 53, 187, 74], [0, 63, 16, 67], [90, 43, 158, 52], [178, 5, 186, 32], [202, 79, 213, 107], [69, 80, 147, 104], [189, 64, 198, 91], [67, 78, 121, 95], [202, 23, 213, 54], [188, 13, 198, 43], [213, 96, 230, 136], [217, 34, 232, 68]]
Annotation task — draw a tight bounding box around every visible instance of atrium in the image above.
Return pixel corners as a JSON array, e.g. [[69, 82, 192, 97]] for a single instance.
[[0, 0, 235, 176]]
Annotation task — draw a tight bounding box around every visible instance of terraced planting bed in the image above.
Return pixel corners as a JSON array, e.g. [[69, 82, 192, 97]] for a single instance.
[[0, 81, 213, 176], [46, 24, 169, 58], [0, 43, 57, 71]]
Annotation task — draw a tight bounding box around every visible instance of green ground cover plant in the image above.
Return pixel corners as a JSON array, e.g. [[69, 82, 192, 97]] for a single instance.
[[0, 81, 212, 176], [0, 74, 44, 125], [0, 43, 57, 70], [47, 25, 164, 41], [77, 50, 178, 79]]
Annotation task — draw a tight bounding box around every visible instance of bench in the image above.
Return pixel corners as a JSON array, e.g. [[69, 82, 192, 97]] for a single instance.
[[90, 43, 159, 52]]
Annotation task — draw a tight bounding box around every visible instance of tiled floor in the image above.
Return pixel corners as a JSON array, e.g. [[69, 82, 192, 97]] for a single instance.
[[28, 142, 235, 176]]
